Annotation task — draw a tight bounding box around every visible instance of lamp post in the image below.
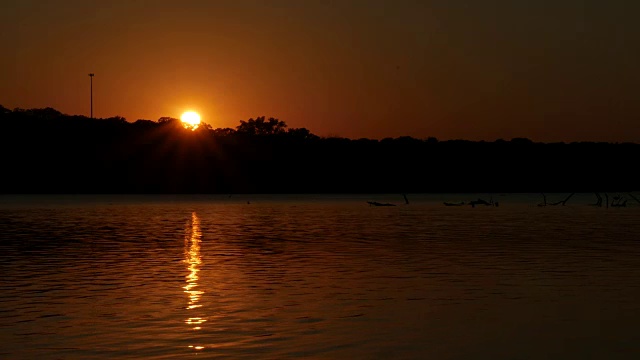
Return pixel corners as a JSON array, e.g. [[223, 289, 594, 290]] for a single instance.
[[88, 73, 95, 118]]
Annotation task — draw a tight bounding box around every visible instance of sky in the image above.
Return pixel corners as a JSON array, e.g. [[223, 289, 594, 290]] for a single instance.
[[1, 0, 639, 142]]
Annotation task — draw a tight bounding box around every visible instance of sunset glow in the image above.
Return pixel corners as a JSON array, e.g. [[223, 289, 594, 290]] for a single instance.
[[2, 2, 639, 142], [181, 111, 201, 130]]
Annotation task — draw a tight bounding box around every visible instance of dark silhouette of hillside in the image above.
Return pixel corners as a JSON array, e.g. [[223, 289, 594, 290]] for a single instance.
[[1, 106, 638, 194]]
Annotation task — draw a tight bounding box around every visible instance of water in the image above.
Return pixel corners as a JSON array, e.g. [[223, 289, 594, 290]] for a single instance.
[[1, 194, 639, 359]]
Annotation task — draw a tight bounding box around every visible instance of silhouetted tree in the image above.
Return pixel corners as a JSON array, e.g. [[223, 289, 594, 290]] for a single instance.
[[104, 116, 127, 123], [511, 137, 534, 145], [1, 106, 639, 194], [24, 107, 63, 120], [134, 119, 155, 125], [158, 116, 179, 123], [132, 119, 157, 131], [236, 116, 287, 135], [211, 127, 236, 137], [287, 127, 319, 140], [198, 122, 213, 131]]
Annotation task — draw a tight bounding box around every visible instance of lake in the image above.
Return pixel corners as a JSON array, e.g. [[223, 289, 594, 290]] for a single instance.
[[1, 194, 639, 359]]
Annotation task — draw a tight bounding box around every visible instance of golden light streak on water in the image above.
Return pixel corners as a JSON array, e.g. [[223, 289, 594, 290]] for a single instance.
[[184, 212, 205, 351]]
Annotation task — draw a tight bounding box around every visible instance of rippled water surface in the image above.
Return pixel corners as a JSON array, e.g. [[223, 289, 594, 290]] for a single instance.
[[1, 194, 639, 359]]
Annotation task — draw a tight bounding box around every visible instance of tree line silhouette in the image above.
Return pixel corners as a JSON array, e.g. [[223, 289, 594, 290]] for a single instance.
[[1, 105, 638, 194]]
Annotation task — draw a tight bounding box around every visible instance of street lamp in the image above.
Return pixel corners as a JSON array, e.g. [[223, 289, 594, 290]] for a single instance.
[[88, 73, 95, 118]]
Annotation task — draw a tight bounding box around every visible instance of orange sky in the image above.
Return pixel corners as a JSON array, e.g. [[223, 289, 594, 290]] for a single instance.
[[1, 0, 639, 142]]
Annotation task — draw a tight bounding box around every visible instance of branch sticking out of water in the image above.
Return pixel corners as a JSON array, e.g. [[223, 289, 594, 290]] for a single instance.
[[538, 193, 547, 207], [628, 192, 640, 205], [548, 193, 574, 206]]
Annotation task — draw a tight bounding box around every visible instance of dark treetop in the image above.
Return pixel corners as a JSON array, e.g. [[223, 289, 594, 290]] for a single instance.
[[1, 106, 638, 194]]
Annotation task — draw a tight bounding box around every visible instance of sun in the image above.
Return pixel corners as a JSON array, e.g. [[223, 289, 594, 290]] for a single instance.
[[180, 111, 201, 130]]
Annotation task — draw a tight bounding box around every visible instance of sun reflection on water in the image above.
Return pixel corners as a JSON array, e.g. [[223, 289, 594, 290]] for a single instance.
[[184, 212, 205, 350]]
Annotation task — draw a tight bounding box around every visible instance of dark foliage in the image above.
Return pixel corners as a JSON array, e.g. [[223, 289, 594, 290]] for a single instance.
[[1, 106, 638, 194]]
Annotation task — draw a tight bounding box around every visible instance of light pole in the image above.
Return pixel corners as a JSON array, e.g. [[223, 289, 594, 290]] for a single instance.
[[88, 73, 95, 118]]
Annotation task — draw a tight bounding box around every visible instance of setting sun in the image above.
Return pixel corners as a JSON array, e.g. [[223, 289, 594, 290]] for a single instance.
[[181, 111, 201, 130]]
